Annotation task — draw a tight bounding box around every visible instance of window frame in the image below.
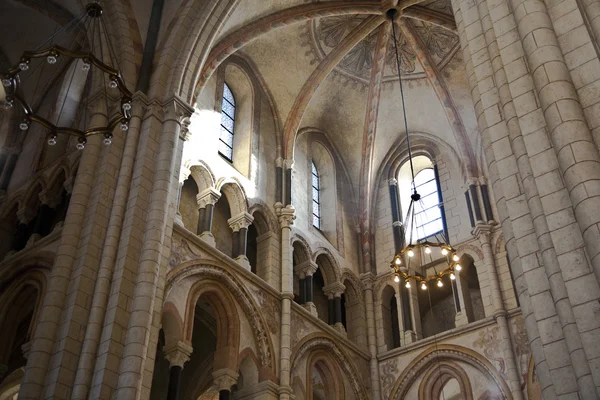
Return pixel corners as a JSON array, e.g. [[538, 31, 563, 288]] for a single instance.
[[218, 82, 235, 162], [311, 161, 321, 229]]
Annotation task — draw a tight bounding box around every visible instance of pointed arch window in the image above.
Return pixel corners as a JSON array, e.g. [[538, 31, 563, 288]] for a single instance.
[[312, 161, 321, 229], [219, 83, 235, 161]]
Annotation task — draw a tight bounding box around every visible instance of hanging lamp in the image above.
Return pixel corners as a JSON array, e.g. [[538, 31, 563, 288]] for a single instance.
[[386, 9, 461, 290], [1, 1, 133, 149]]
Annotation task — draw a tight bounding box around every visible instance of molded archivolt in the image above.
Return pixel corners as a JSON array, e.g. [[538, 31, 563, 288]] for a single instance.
[[291, 334, 369, 400], [388, 344, 512, 400], [164, 261, 277, 376]]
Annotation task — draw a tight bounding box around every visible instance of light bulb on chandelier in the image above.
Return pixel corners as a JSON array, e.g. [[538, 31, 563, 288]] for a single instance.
[[394, 274, 400, 283]]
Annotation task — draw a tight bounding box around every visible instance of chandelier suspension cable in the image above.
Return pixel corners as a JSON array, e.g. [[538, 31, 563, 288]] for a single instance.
[[390, 15, 417, 194]]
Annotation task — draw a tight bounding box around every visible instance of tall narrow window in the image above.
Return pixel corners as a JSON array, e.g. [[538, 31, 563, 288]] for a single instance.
[[219, 83, 235, 161], [398, 156, 444, 241], [312, 161, 321, 229], [412, 168, 443, 239]]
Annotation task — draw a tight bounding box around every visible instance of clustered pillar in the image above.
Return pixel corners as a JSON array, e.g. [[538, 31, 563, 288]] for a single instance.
[[295, 260, 318, 316], [227, 212, 254, 271], [196, 188, 221, 246], [323, 282, 345, 334]]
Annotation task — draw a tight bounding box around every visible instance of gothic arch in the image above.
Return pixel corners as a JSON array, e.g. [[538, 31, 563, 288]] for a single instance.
[[388, 344, 512, 400], [341, 269, 364, 303], [307, 350, 345, 400], [418, 360, 473, 400], [166, 261, 276, 373], [46, 165, 70, 195], [291, 334, 368, 400], [21, 177, 47, 212]]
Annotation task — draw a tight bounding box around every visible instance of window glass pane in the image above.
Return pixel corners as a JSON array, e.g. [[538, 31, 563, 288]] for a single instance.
[[312, 162, 318, 175], [313, 215, 320, 229], [422, 219, 443, 237], [219, 142, 233, 160], [221, 100, 235, 119], [223, 83, 235, 105], [414, 168, 434, 186], [313, 201, 320, 217], [419, 193, 440, 210], [312, 174, 319, 190], [417, 180, 438, 197], [220, 114, 234, 132], [219, 127, 233, 147]]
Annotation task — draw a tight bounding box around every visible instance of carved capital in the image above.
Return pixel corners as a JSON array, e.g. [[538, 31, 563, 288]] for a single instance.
[[283, 158, 294, 170], [212, 368, 238, 391], [323, 282, 346, 298], [277, 205, 295, 228], [360, 272, 375, 291], [162, 94, 194, 123], [179, 116, 192, 141], [392, 220, 403, 228], [388, 178, 398, 186], [228, 212, 254, 232], [473, 224, 493, 244], [63, 177, 75, 194], [275, 157, 284, 168], [196, 188, 221, 209], [130, 91, 149, 117], [295, 260, 318, 278], [16, 207, 35, 224], [39, 190, 61, 208], [163, 341, 193, 368]]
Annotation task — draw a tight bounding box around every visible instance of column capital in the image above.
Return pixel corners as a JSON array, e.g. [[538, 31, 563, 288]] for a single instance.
[[323, 282, 345, 298], [196, 188, 221, 209], [38, 189, 61, 208], [295, 260, 318, 278], [63, 177, 75, 194], [212, 368, 238, 391], [227, 211, 254, 232], [277, 205, 295, 228], [388, 178, 398, 186], [283, 158, 294, 169], [163, 341, 193, 368], [472, 223, 493, 243], [360, 272, 375, 290], [16, 207, 36, 224], [275, 157, 284, 168], [466, 176, 479, 186], [392, 220, 403, 228]]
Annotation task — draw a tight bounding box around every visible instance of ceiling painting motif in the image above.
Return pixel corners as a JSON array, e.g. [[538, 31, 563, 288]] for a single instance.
[[301, 0, 460, 89]]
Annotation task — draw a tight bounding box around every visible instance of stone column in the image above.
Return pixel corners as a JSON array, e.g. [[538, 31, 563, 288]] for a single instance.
[[213, 368, 238, 400], [283, 159, 293, 207], [406, 278, 422, 341], [361, 273, 382, 400], [163, 341, 193, 400], [196, 187, 221, 246], [475, 225, 523, 400], [296, 260, 318, 316], [323, 282, 346, 334], [227, 212, 254, 271], [452, 271, 472, 327], [275, 205, 295, 400]]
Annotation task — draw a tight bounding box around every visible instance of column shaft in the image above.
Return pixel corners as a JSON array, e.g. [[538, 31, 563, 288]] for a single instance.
[[334, 296, 342, 324], [238, 227, 247, 258], [167, 366, 182, 400], [305, 275, 313, 303], [362, 281, 382, 400]]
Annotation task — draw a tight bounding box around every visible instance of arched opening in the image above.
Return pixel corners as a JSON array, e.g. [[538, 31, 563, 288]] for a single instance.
[[292, 240, 310, 305], [247, 210, 272, 280], [179, 177, 200, 234], [439, 378, 461, 399], [247, 223, 258, 275], [463, 258, 485, 322], [419, 274, 456, 338], [381, 285, 400, 350], [235, 355, 259, 394], [212, 192, 233, 257]]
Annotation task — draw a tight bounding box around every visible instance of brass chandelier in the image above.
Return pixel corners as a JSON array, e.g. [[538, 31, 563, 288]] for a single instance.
[[387, 9, 461, 291], [1, 1, 132, 149]]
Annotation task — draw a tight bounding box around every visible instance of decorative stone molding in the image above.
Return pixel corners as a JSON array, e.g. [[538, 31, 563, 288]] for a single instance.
[[169, 264, 275, 368], [360, 272, 375, 291], [323, 282, 345, 298], [392, 220, 403, 228], [196, 188, 221, 209], [472, 224, 493, 244], [283, 158, 294, 170], [227, 212, 254, 232], [179, 116, 192, 141], [277, 205, 296, 228], [16, 207, 36, 224], [212, 368, 239, 391], [163, 341, 193, 368], [38, 190, 62, 208], [63, 177, 74, 194], [295, 260, 318, 278]]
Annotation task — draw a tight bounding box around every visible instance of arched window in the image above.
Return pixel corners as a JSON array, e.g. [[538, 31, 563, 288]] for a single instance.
[[311, 161, 321, 229], [219, 83, 235, 161], [398, 156, 444, 240]]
